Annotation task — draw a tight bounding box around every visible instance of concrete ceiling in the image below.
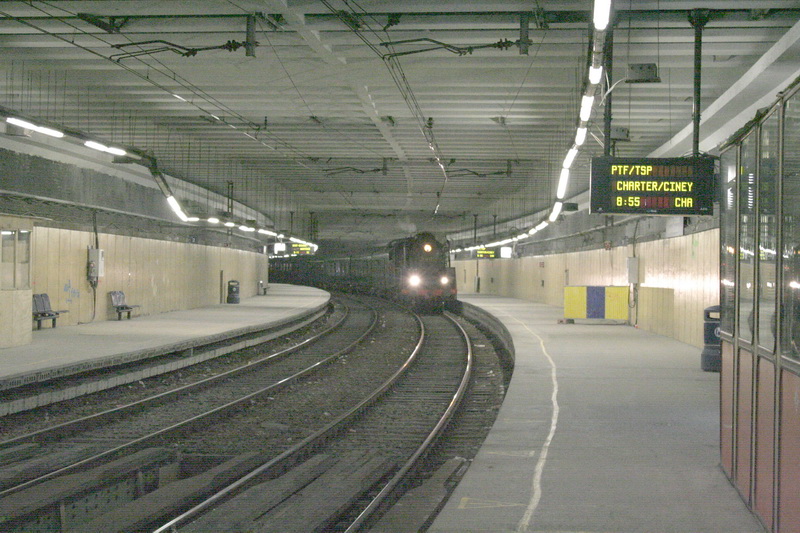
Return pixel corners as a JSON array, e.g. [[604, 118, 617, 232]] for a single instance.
[[1, 1, 799, 254]]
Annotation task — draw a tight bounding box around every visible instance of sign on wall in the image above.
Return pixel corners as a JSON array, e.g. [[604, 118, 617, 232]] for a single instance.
[[590, 156, 715, 215]]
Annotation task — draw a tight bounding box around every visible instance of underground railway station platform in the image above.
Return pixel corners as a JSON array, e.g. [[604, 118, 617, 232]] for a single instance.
[[430, 294, 764, 533], [0, 284, 329, 391]]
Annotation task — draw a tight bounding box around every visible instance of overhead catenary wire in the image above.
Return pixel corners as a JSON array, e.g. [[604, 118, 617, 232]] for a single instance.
[[1, 3, 318, 248], [319, 0, 452, 214], [1, 3, 318, 167]]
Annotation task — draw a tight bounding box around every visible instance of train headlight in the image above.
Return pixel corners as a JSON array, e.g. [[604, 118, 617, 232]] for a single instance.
[[408, 274, 421, 287], [440, 276, 449, 285], [423, 243, 432, 253]]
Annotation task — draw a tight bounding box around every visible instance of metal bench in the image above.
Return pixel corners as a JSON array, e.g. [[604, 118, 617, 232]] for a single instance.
[[109, 291, 140, 320], [32, 293, 68, 329]]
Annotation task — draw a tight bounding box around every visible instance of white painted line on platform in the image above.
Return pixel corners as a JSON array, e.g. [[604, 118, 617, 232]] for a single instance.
[[504, 316, 559, 533]]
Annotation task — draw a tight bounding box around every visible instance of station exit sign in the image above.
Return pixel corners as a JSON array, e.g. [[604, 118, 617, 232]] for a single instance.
[[590, 156, 715, 215]]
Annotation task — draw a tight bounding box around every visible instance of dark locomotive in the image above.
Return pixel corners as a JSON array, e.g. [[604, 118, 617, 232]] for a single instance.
[[270, 232, 457, 312]]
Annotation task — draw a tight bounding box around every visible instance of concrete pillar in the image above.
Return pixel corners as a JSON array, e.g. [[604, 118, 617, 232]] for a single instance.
[[0, 215, 33, 347]]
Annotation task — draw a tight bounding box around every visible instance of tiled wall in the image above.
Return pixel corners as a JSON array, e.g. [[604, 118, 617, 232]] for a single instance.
[[454, 228, 719, 347], [30, 226, 269, 326]]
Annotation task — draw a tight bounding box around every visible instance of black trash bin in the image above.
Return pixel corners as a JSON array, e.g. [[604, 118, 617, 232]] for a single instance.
[[701, 305, 721, 372], [226, 280, 240, 304]]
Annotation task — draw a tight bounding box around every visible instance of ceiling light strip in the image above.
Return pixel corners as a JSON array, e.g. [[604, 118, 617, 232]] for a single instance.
[[453, 2, 611, 253], [2, 108, 318, 252]]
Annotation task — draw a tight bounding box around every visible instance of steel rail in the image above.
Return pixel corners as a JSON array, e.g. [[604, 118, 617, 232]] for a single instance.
[[151, 306, 427, 533], [343, 310, 473, 532], [0, 300, 377, 498]]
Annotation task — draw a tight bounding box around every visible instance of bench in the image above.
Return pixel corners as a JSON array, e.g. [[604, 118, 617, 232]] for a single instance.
[[32, 293, 68, 329], [109, 291, 140, 320]]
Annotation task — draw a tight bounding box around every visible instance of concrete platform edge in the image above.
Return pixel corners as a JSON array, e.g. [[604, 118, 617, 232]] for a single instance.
[[0, 298, 329, 391]]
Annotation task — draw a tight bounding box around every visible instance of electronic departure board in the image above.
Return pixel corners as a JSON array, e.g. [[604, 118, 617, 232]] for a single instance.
[[476, 248, 497, 259], [590, 156, 715, 215], [290, 243, 313, 255]]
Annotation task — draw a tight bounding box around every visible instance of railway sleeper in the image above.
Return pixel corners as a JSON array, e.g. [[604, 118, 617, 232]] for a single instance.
[[252, 451, 395, 532], [69, 451, 282, 533], [0, 447, 177, 533], [368, 456, 468, 532], [184, 451, 395, 532], [0, 443, 110, 491], [0, 442, 40, 467]]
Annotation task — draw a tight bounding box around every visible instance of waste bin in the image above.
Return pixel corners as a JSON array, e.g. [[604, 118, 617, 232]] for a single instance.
[[226, 280, 240, 304], [701, 305, 721, 371]]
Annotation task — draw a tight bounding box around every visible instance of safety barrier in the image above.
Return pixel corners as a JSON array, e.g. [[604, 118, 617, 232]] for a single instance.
[[564, 286, 629, 321]]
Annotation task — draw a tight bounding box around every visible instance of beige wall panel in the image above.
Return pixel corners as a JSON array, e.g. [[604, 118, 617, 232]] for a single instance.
[[161, 240, 173, 311], [102, 233, 121, 319], [454, 228, 719, 348], [184, 246, 195, 306], [64, 230, 81, 314], [78, 230, 94, 324], [155, 240, 167, 309], [30, 226, 268, 325], [636, 230, 720, 347], [30, 227, 48, 294], [101, 234, 119, 320], [47, 229, 63, 318], [202, 247, 215, 304], [638, 287, 675, 338], [12, 289, 33, 346], [147, 239, 162, 311], [162, 240, 175, 311], [54, 230, 74, 322], [198, 245, 216, 304], [125, 236, 140, 309]]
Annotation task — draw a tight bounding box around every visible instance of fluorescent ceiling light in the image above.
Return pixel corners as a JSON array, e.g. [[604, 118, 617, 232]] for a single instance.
[[207, 217, 220, 224], [563, 148, 579, 169], [106, 146, 127, 156], [85, 140, 108, 152], [84, 140, 127, 156], [588, 65, 603, 85], [593, 0, 611, 31], [556, 168, 570, 198], [575, 127, 588, 146], [6, 117, 64, 138], [166, 195, 189, 222], [580, 95, 595, 122]]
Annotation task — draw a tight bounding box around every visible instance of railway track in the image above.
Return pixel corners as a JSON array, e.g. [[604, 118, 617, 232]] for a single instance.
[[0, 298, 510, 532], [152, 312, 472, 533], [0, 302, 331, 417], [0, 296, 405, 531]]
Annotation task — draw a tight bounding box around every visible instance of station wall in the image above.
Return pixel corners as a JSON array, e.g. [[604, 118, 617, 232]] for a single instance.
[[453, 228, 719, 348], [30, 225, 269, 326]]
